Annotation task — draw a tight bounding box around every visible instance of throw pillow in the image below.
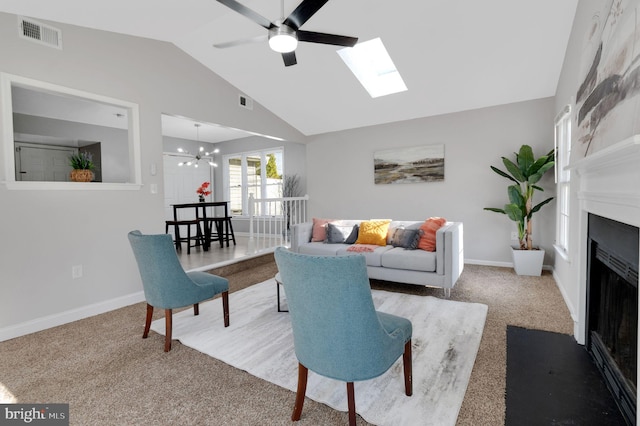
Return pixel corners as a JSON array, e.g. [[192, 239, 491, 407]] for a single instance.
[[418, 217, 447, 251], [344, 224, 359, 244], [390, 228, 422, 250], [326, 223, 359, 244], [355, 220, 391, 246], [311, 218, 332, 242]]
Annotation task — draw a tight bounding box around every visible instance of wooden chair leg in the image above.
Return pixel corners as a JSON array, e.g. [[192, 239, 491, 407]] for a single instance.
[[142, 303, 153, 338], [403, 340, 413, 396], [164, 309, 173, 352], [193, 303, 199, 316], [347, 382, 356, 426], [222, 291, 230, 327], [292, 363, 308, 421]]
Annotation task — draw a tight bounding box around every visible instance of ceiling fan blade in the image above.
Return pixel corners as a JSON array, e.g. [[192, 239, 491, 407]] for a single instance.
[[216, 0, 275, 29], [297, 30, 358, 47], [282, 51, 297, 67], [213, 35, 268, 49], [283, 0, 330, 30]]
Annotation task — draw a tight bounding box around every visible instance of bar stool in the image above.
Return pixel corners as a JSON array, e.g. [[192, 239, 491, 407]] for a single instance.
[[165, 219, 202, 254]]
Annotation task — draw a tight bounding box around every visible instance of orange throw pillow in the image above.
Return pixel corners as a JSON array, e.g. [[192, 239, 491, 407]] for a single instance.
[[355, 220, 391, 246], [311, 218, 332, 242], [418, 217, 447, 251]]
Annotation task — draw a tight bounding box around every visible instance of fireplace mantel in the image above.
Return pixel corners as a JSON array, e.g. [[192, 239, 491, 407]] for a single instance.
[[569, 135, 640, 227]]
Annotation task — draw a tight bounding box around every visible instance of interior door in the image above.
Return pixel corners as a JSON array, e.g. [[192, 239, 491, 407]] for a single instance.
[[163, 154, 213, 221], [15, 144, 74, 181]]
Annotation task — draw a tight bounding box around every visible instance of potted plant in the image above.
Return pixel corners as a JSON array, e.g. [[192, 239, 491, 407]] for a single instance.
[[282, 174, 302, 240], [484, 145, 555, 276], [69, 151, 95, 182], [197, 181, 211, 202]]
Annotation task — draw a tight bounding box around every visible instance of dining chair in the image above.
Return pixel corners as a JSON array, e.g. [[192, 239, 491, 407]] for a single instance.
[[273, 247, 412, 425], [170, 205, 205, 254], [128, 230, 230, 352]]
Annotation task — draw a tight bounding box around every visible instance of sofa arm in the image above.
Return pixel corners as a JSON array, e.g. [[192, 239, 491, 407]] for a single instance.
[[291, 222, 313, 253], [435, 222, 464, 288]]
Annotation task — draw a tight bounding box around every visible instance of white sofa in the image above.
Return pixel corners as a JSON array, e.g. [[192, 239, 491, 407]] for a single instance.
[[290, 220, 464, 297]]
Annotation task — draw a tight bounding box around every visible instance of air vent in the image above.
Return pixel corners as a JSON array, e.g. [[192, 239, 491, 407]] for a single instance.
[[18, 16, 62, 49], [239, 94, 253, 110]]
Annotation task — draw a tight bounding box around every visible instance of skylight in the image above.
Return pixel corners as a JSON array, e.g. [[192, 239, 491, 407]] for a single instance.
[[338, 38, 407, 98]]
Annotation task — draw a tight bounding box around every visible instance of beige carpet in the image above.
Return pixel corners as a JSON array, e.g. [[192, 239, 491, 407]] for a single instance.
[[0, 256, 573, 425]]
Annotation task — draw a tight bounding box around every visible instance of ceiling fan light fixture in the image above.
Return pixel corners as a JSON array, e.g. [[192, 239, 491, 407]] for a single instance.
[[269, 25, 297, 53]]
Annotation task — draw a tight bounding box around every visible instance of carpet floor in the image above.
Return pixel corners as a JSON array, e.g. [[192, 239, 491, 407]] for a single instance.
[[0, 258, 577, 425]]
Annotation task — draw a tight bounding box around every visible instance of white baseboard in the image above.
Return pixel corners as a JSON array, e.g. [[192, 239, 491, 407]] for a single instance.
[[464, 258, 553, 271], [464, 258, 512, 268], [0, 291, 145, 342]]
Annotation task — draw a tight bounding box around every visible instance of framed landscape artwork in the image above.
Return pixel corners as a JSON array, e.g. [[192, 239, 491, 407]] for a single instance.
[[374, 144, 444, 184]]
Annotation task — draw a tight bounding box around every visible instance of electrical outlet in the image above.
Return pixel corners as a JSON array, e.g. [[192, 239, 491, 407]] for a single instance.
[[72, 265, 83, 279], [510, 232, 519, 240]]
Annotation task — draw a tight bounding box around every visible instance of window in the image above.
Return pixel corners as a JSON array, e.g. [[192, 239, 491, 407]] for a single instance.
[[224, 148, 283, 216], [337, 38, 407, 98], [555, 105, 571, 257]]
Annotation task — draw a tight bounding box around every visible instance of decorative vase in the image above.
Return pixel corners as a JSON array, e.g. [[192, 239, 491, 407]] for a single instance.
[[198, 196, 205, 202], [511, 247, 545, 276], [70, 169, 94, 182]]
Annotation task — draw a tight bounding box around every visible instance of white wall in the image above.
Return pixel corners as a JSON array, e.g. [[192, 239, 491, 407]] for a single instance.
[[305, 97, 556, 265], [0, 12, 304, 339]]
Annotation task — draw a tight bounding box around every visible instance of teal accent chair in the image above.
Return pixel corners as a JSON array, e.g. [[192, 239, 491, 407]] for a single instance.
[[128, 230, 229, 352], [274, 247, 412, 425]]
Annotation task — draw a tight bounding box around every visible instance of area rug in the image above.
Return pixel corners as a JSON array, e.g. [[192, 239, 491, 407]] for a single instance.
[[151, 279, 488, 426]]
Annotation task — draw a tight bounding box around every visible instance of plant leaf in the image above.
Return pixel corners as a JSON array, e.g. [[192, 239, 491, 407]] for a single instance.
[[507, 185, 524, 206], [504, 204, 524, 222], [517, 145, 535, 175], [502, 157, 525, 182], [484, 207, 506, 214], [528, 197, 554, 218]]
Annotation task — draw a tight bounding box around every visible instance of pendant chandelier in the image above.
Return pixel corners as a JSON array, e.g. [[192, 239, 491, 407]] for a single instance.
[[177, 123, 219, 168]]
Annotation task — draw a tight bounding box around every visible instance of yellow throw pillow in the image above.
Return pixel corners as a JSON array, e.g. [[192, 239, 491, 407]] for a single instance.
[[355, 220, 391, 246]]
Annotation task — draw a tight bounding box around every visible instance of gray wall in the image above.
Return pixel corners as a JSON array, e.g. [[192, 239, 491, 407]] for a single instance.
[[305, 97, 556, 265], [0, 12, 304, 337]]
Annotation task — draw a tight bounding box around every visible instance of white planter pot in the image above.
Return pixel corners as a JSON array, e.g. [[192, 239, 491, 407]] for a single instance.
[[511, 247, 545, 276]]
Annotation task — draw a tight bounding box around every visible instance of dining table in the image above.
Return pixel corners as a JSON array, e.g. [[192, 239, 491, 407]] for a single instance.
[[171, 201, 231, 251]]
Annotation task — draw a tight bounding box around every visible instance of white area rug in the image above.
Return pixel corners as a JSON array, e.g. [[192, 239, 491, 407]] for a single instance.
[[151, 279, 488, 426]]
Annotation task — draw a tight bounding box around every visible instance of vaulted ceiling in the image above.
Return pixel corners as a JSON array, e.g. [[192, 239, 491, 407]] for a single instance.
[[0, 0, 578, 138]]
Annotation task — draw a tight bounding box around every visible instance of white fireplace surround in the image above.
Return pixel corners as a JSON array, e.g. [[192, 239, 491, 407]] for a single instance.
[[570, 135, 640, 344], [569, 134, 640, 413]]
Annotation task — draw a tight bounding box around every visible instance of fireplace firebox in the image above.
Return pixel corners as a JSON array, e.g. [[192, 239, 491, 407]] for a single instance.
[[587, 213, 639, 425]]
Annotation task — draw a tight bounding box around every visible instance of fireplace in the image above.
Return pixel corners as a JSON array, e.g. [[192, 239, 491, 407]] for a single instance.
[[587, 213, 639, 424]]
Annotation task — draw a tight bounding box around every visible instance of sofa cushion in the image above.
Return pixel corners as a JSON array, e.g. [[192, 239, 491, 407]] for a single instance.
[[298, 242, 346, 256], [381, 247, 437, 272], [418, 217, 447, 251], [336, 245, 393, 267], [355, 220, 391, 246], [326, 222, 359, 244]]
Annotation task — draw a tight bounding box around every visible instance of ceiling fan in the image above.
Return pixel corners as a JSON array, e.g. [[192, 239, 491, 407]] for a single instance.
[[214, 0, 358, 66]]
